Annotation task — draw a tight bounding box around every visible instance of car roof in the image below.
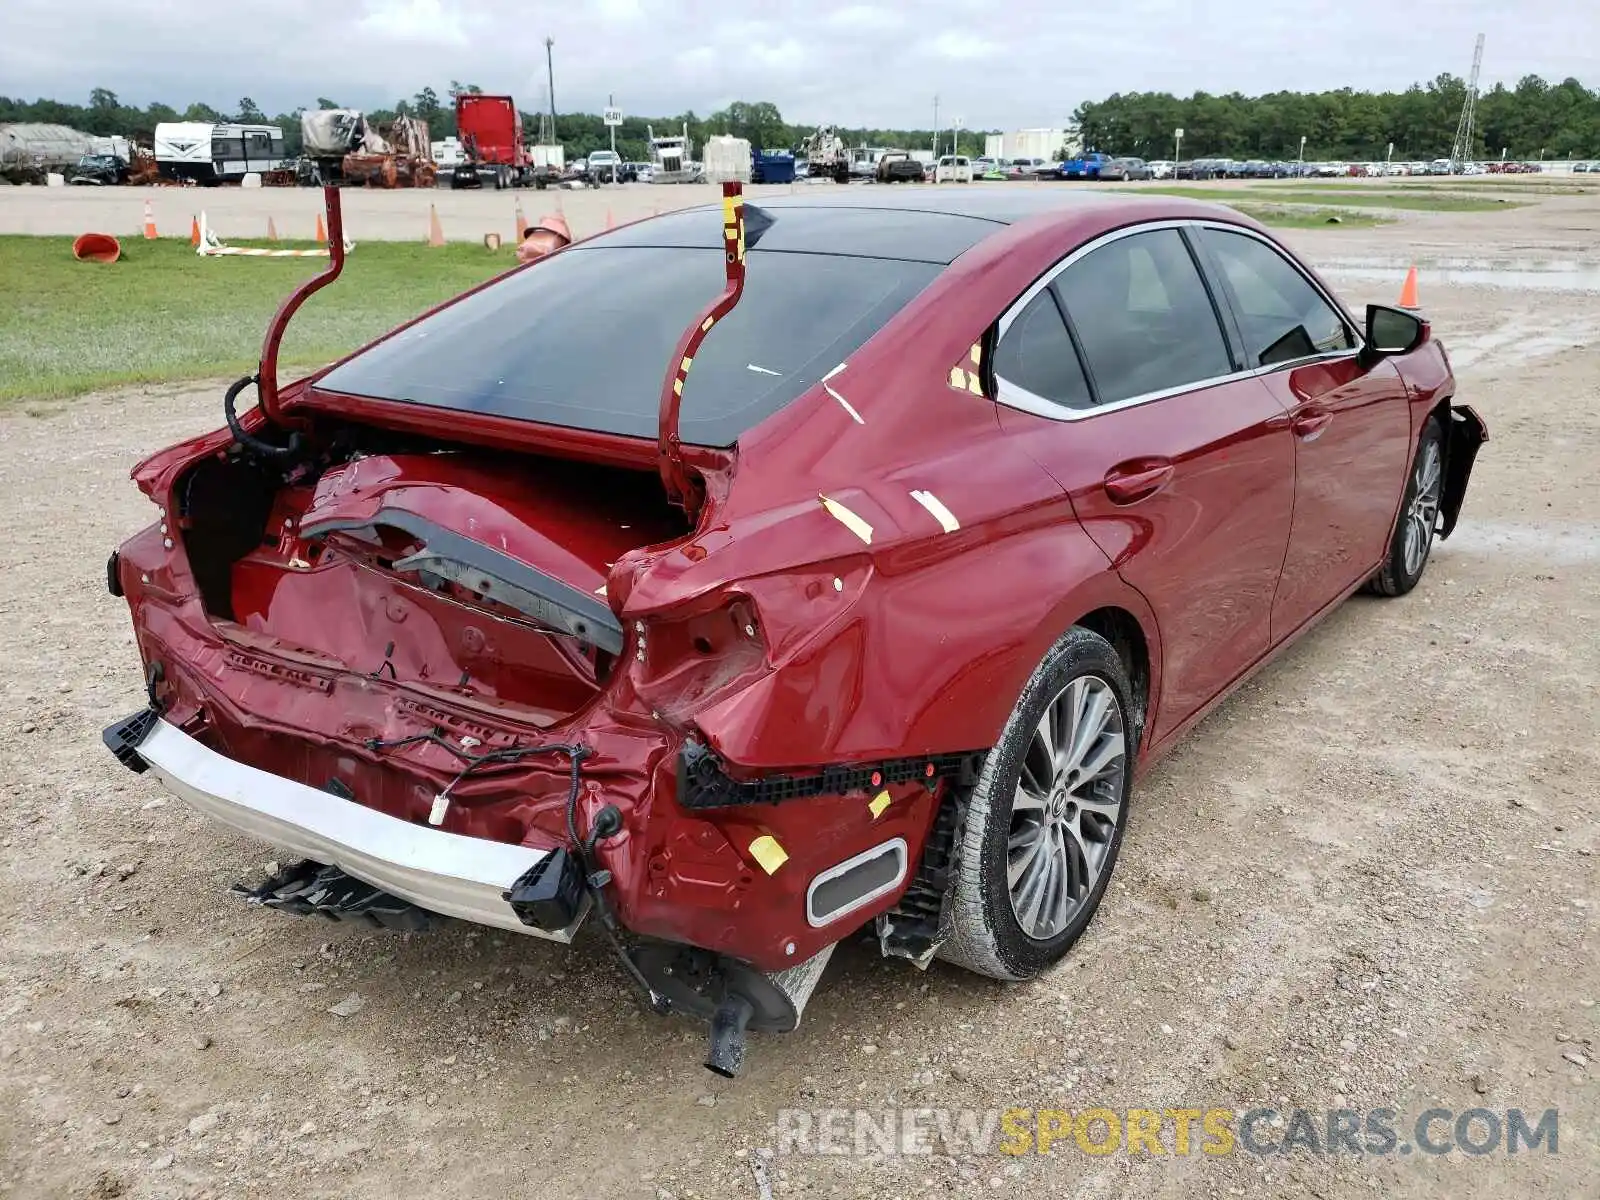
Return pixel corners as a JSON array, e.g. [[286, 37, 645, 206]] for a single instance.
[[593, 188, 1152, 264]]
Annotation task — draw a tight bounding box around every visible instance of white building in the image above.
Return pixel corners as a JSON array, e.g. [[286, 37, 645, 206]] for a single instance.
[[984, 128, 1077, 162]]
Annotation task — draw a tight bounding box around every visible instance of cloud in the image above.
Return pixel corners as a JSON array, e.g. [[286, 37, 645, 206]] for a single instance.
[[0, 0, 1593, 131], [358, 0, 468, 46], [921, 31, 1002, 61]]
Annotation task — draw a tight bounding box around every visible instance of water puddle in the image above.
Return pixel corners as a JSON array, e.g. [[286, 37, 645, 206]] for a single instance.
[[1321, 260, 1600, 294], [1442, 520, 1600, 564]]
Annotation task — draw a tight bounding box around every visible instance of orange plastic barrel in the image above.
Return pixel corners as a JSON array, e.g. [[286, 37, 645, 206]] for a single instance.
[[72, 232, 122, 263]]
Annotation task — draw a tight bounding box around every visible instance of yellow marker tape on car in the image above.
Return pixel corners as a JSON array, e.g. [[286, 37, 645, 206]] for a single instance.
[[948, 366, 968, 390], [869, 790, 892, 819], [819, 495, 874, 545], [748, 834, 788, 875]]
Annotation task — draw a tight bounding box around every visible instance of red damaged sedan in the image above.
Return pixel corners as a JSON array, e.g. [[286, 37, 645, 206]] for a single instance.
[[104, 187, 1484, 1076]]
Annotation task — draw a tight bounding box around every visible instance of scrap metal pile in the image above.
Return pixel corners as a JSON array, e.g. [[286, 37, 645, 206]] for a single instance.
[[300, 109, 436, 188]]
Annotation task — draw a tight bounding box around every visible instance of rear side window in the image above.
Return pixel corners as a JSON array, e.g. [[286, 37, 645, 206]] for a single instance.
[[1053, 228, 1232, 404], [316, 246, 939, 447], [993, 289, 1093, 409], [1200, 228, 1355, 366]]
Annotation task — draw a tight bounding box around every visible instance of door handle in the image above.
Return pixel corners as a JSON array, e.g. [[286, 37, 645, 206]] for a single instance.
[[1291, 407, 1332, 441], [1103, 459, 1174, 504]]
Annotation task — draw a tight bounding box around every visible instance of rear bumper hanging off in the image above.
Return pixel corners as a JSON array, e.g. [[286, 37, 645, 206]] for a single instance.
[[105, 713, 586, 941]]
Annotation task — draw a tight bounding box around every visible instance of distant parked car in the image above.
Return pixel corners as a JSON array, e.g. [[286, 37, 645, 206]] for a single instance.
[[934, 154, 973, 183], [875, 151, 925, 184], [586, 150, 622, 183], [1147, 159, 1174, 179], [1061, 151, 1115, 180], [68, 153, 130, 186], [1103, 156, 1152, 181]]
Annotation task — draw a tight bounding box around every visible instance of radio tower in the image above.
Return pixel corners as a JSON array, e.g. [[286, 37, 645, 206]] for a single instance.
[[1449, 33, 1484, 170]]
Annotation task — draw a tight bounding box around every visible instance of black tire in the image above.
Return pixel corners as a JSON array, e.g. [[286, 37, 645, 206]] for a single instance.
[[1366, 414, 1444, 597], [938, 626, 1136, 981]]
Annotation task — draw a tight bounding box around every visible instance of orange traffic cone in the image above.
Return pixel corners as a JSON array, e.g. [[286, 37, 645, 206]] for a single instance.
[[1397, 265, 1420, 309], [513, 199, 527, 240], [267, 217, 279, 241], [189, 215, 201, 247], [314, 212, 327, 244], [142, 200, 157, 239], [605, 207, 615, 230], [427, 204, 445, 247]]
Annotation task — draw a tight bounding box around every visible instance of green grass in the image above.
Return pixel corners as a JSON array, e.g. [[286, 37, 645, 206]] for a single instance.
[[1125, 185, 1522, 211], [1232, 205, 1389, 228], [0, 236, 516, 403]]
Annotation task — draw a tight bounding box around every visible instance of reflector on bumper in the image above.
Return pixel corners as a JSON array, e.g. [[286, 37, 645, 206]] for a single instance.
[[126, 718, 585, 941]]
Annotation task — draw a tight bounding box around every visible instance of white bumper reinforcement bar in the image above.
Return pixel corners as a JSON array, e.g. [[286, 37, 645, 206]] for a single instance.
[[132, 718, 584, 941]]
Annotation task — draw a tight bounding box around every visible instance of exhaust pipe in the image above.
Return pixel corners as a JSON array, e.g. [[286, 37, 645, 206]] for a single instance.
[[704, 994, 755, 1078], [637, 942, 836, 1079]]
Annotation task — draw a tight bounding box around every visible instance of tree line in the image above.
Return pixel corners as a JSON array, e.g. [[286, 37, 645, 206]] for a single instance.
[[6, 73, 1596, 165], [0, 88, 960, 162], [1073, 74, 1599, 162]]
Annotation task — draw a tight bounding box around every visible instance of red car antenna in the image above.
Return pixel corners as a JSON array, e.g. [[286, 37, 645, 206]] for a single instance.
[[657, 180, 747, 511], [257, 186, 347, 426]]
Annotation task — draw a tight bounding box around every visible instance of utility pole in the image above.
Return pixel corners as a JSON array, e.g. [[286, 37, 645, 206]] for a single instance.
[[545, 37, 557, 142], [932, 94, 939, 157]]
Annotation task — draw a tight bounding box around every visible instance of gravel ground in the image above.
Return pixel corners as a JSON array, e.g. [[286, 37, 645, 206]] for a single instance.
[[0, 194, 1595, 1200]]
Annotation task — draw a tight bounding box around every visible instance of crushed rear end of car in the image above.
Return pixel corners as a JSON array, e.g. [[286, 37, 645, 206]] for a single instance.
[[101, 185, 965, 1076]]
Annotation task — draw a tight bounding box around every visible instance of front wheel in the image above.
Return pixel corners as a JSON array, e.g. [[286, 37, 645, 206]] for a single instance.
[[938, 627, 1135, 981], [1366, 414, 1444, 596]]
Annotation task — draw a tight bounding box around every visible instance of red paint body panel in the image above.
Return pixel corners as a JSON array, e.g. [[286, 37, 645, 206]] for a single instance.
[[1002, 376, 1296, 745], [1263, 358, 1413, 635], [109, 193, 1481, 972]]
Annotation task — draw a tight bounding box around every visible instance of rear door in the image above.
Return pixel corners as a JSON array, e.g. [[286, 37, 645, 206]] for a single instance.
[[1193, 225, 1412, 639], [994, 224, 1297, 744]]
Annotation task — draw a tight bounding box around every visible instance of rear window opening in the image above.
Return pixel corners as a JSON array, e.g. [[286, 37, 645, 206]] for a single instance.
[[314, 245, 941, 447]]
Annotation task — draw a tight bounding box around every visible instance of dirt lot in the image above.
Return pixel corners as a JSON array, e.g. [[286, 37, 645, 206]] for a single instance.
[[0, 189, 1595, 1200]]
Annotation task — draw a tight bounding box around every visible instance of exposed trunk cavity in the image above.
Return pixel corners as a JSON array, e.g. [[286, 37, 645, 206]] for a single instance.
[[178, 436, 691, 728]]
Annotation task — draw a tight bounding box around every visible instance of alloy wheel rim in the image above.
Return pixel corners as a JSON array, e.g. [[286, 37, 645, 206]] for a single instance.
[[1403, 441, 1442, 577], [1007, 676, 1127, 940]]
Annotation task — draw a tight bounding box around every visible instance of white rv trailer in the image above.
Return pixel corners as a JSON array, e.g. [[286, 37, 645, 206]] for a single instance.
[[154, 122, 287, 184]]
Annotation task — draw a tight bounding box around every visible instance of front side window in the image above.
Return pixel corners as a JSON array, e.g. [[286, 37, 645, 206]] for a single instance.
[[1053, 228, 1233, 404], [1201, 228, 1355, 366]]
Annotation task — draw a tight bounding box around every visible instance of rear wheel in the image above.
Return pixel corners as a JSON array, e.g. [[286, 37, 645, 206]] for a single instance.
[[938, 627, 1134, 981], [1366, 414, 1444, 596]]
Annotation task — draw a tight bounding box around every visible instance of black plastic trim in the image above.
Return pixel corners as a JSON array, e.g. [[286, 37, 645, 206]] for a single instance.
[[1439, 403, 1488, 540], [677, 741, 987, 810], [103, 708, 160, 774], [106, 551, 123, 598], [302, 506, 624, 653]]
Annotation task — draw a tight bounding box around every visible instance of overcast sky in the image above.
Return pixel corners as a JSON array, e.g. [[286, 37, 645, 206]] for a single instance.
[[3, 0, 1595, 127]]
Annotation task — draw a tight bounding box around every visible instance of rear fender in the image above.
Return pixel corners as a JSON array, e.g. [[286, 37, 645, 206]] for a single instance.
[[1439, 403, 1488, 540]]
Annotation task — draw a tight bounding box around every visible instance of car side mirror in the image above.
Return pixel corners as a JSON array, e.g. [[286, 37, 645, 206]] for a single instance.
[[1362, 304, 1428, 364]]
